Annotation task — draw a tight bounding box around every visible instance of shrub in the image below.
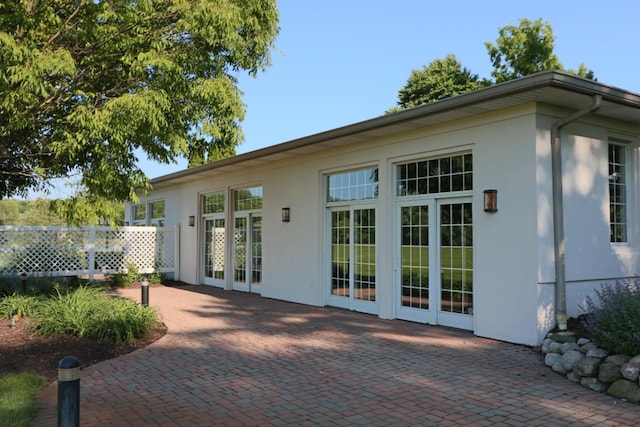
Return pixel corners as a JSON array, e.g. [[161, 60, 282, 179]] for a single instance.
[[0, 293, 39, 318], [581, 280, 640, 355], [109, 263, 140, 287], [30, 285, 159, 345]]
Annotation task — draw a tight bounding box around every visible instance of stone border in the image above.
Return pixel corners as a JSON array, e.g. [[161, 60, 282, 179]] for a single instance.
[[541, 331, 640, 403]]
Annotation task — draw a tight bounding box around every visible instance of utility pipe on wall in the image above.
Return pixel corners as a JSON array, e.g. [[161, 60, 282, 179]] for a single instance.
[[550, 94, 602, 330]]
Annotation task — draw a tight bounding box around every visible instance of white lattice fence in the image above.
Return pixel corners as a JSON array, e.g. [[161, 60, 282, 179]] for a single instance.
[[0, 226, 178, 280]]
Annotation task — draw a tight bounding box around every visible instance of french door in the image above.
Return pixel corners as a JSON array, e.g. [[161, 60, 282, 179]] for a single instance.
[[202, 216, 225, 287], [396, 198, 473, 330], [328, 206, 377, 314], [232, 213, 262, 293]]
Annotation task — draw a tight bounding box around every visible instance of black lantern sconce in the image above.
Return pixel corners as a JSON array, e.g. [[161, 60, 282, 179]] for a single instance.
[[282, 207, 291, 223], [483, 189, 498, 213], [188, 215, 195, 227]]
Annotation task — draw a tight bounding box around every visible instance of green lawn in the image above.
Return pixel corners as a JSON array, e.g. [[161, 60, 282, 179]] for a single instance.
[[0, 373, 46, 427]]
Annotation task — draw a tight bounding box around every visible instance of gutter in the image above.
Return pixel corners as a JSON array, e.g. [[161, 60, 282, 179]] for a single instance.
[[550, 94, 602, 330]]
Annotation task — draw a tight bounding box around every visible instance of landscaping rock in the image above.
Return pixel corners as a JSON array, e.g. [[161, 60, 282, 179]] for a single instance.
[[599, 362, 622, 383], [549, 341, 563, 354], [561, 342, 580, 354], [566, 371, 581, 383], [561, 350, 584, 372], [575, 357, 601, 377], [607, 379, 640, 403], [620, 362, 640, 381], [541, 338, 552, 353], [547, 332, 576, 343], [577, 337, 591, 346], [630, 355, 640, 364], [606, 354, 631, 366], [586, 348, 609, 359], [552, 360, 567, 375], [580, 377, 608, 392], [545, 352, 561, 367], [579, 342, 598, 354]]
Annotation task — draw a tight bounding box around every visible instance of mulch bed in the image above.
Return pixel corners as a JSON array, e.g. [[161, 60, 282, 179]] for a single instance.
[[0, 281, 169, 384]]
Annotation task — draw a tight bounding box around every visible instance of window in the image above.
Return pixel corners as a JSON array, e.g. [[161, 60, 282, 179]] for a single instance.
[[234, 187, 263, 211], [132, 200, 165, 226], [132, 204, 146, 226], [397, 153, 472, 196], [609, 142, 627, 243], [327, 168, 378, 202], [203, 192, 225, 214], [150, 201, 165, 227]]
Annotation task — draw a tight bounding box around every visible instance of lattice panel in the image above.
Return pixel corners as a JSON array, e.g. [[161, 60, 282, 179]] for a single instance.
[[0, 226, 176, 278]]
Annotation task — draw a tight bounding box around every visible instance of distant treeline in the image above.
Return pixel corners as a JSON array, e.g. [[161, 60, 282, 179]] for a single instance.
[[0, 199, 124, 226]]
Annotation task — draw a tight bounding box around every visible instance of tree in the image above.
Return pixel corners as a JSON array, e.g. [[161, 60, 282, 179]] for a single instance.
[[486, 18, 594, 83], [387, 54, 490, 113], [0, 0, 279, 204]]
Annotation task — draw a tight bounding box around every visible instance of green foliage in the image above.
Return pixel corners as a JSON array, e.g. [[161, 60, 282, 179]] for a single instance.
[[0, 197, 124, 226], [109, 263, 163, 287], [109, 263, 141, 287], [0, 293, 39, 318], [581, 281, 640, 355], [390, 18, 596, 111], [388, 54, 491, 112], [30, 285, 159, 345], [486, 18, 594, 83], [0, 373, 46, 427], [0, 0, 279, 206]]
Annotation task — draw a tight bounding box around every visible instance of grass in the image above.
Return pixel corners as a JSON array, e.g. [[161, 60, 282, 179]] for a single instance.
[[0, 373, 46, 427]]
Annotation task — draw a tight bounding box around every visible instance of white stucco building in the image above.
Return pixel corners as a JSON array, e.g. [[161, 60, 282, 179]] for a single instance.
[[126, 71, 640, 346]]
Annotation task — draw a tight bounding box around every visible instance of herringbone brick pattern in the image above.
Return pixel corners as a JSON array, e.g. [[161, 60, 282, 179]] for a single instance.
[[33, 285, 640, 426]]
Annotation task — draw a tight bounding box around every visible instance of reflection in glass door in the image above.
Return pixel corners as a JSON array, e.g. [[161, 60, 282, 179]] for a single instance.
[[329, 207, 377, 314], [233, 214, 262, 293], [203, 217, 225, 286], [396, 199, 473, 330], [439, 202, 473, 329]]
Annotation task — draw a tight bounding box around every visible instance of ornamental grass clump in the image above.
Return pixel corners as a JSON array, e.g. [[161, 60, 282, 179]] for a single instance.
[[31, 285, 159, 345], [581, 280, 640, 356]]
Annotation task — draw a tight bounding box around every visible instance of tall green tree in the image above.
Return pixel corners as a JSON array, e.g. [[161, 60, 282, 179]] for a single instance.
[[387, 54, 490, 113], [486, 18, 594, 83], [0, 0, 279, 202]]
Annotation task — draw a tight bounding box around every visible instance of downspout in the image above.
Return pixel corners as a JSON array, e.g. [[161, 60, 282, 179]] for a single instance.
[[550, 94, 602, 330]]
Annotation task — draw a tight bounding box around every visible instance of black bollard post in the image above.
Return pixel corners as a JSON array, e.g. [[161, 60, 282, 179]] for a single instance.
[[141, 277, 149, 307], [20, 272, 27, 294], [58, 356, 80, 427]]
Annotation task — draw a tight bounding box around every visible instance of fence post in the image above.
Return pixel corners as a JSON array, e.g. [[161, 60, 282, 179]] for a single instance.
[[20, 272, 27, 294], [88, 227, 96, 282], [57, 356, 80, 427]]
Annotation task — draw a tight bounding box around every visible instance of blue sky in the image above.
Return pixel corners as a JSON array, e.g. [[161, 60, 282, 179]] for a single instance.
[[57, 1, 640, 189]]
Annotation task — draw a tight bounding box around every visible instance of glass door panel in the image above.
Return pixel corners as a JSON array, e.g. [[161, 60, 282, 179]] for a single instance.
[[401, 205, 429, 309], [233, 214, 261, 293], [438, 201, 473, 330], [331, 210, 350, 297], [203, 217, 225, 286], [328, 207, 377, 314]]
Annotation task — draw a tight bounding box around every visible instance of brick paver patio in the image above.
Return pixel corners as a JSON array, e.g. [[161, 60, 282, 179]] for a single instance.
[[32, 285, 640, 426]]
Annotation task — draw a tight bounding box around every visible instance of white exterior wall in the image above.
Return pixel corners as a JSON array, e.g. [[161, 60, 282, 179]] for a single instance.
[[128, 104, 640, 346]]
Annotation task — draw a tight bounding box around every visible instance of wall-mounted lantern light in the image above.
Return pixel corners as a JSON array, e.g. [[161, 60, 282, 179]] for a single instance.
[[282, 207, 291, 223], [483, 189, 498, 213], [188, 215, 195, 227]]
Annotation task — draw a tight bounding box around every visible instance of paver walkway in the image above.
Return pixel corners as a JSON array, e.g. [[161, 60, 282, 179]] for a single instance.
[[33, 285, 640, 426]]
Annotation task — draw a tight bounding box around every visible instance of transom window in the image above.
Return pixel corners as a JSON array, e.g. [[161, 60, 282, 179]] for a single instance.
[[397, 154, 472, 196], [327, 168, 379, 202], [203, 192, 225, 215], [609, 141, 627, 243], [234, 187, 263, 211]]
